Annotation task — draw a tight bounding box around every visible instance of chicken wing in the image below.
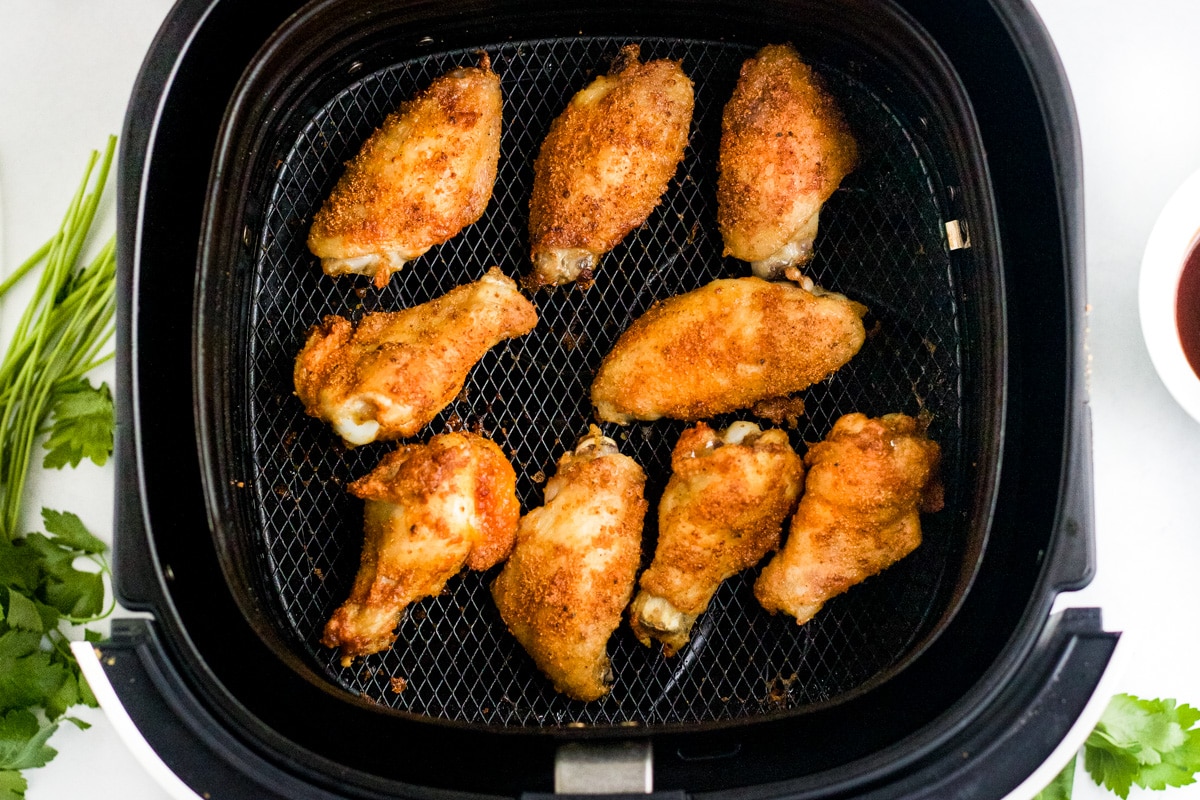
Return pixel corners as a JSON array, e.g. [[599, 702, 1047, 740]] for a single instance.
[[591, 269, 867, 424], [754, 413, 942, 624], [294, 267, 538, 446], [629, 421, 804, 656], [718, 44, 858, 279], [491, 427, 647, 701], [527, 44, 694, 289], [307, 54, 502, 288], [322, 432, 520, 665]]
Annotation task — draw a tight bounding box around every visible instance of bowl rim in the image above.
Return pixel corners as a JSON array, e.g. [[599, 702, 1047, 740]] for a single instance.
[[1139, 167, 1200, 423]]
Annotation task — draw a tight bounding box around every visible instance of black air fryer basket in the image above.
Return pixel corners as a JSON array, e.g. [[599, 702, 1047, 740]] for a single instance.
[[103, 0, 1117, 798]]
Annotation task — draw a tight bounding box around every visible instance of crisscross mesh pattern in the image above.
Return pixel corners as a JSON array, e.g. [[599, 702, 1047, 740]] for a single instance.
[[245, 37, 964, 727]]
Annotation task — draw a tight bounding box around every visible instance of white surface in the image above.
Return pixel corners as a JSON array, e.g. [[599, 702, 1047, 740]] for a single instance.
[[2, 2, 1200, 799], [1139, 168, 1200, 424]]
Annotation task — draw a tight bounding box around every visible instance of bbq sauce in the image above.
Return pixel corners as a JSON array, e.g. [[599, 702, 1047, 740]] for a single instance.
[[1177, 236, 1200, 379]]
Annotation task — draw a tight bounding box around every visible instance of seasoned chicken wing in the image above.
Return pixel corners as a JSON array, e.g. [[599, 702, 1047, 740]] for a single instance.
[[527, 44, 694, 289], [629, 421, 804, 656], [591, 269, 867, 424], [307, 55, 502, 288], [294, 267, 537, 446], [322, 432, 520, 665], [491, 427, 647, 701], [754, 413, 942, 624], [718, 44, 858, 279]]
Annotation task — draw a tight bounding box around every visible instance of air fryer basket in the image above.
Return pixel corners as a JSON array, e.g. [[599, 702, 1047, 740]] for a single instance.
[[197, 0, 1001, 732], [110, 0, 1104, 794]]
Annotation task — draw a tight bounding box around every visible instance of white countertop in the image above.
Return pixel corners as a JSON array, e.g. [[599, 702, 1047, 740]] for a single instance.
[[2, 2, 1199, 798]]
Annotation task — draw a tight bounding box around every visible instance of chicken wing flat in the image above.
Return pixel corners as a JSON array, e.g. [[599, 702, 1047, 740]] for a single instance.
[[307, 55, 502, 288], [718, 44, 858, 279], [591, 270, 867, 424], [754, 413, 942, 624], [322, 432, 520, 665], [629, 421, 804, 656], [294, 267, 538, 446], [491, 427, 647, 701], [527, 44, 694, 289]]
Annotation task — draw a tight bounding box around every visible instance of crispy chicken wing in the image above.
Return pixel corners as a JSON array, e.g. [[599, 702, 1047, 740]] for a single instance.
[[322, 432, 520, 665], [591, 270, 867, 424], [491, 427, 647, 701], [754, 413, 942, 624], [307, 55, 502, 288], [294, 267, 538, 446], [629, 421, 804, 656], [527, 44, 694, 289], [718, 44, 858, 279]]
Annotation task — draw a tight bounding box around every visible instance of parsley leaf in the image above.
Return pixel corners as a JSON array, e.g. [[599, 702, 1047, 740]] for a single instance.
[[0, 768, 28, 800], [40, 509, 104, 555], [1084, 694, 1200, 798], [0, 711, 57, 771], [1033, 749, 1076, 800], [41, 379, 114, 470]]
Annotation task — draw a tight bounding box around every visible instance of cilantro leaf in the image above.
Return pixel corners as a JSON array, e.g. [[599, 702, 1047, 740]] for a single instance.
[[0, 769, 27, 800], [41, 378, 114, 470], [39, 509, 104, 555], [1083, 694, 1200, 798]]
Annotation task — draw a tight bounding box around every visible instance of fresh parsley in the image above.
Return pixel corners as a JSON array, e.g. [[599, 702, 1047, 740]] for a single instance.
[[1036, 694, 1200, 800], [42, 379, 114, 471], [0, 140, 117, 798], [0, 138, 117, 540]]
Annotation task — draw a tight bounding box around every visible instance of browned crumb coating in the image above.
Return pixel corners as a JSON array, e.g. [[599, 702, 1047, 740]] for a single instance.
[[322, 432, 520, 665], [591, 276, 867, 424], [630, 422, 804, 655], [718, 44, 858, 276], [527, 44, 694, 288], [307, 54, 502, 287], [491, 428, 647, 701], [293, 267, 537, 446], [754, 413, 942, 624]]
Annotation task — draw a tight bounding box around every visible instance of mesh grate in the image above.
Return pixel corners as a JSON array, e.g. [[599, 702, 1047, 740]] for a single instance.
[[246, 37, 963, 727]]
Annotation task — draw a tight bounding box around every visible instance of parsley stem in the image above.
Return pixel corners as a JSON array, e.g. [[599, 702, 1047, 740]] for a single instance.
[[0, 238, 53, 300], [0, 136, 117, 541]]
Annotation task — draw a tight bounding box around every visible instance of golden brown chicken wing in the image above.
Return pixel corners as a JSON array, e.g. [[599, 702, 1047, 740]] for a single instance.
[[294, 267, 538, 446], [491, 427, 647, 701], [591, 269, 867, 424], [307, 55, 502, 288], [322, 432, 520, 665], [629, 421, 804, 656], [527, 44, 694, 289], [718, 44, 858, 279], [754, 413, 942, 624]]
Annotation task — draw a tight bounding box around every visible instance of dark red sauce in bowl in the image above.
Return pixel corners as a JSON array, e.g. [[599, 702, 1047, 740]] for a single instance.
[[1177, 236, 1200, 379]]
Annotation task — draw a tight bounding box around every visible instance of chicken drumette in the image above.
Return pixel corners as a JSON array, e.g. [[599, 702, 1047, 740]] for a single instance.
[[491, 427, 647, 701], [718, 44, 858, 279], [591, 269, 866, 424], [294, 267, 537, 446], [629, 421, 804, 656], [527, 44, 694, 289], [322, 432, 520, 665], [307, 54, 502, 288], [754, 413, 942, 624]]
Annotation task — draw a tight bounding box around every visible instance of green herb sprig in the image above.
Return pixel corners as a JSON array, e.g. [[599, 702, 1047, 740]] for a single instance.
[[0, 140, 118, 799], [1036, 693, 1200, 800], [0, 137, 118, 540]]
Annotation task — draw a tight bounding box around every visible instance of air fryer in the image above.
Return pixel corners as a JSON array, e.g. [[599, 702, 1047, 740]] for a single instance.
[[100, 0, 1115, 798]]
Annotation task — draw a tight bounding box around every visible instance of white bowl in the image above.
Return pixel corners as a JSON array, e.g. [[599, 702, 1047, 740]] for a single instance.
[[1139, 168, 1200, 423]]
